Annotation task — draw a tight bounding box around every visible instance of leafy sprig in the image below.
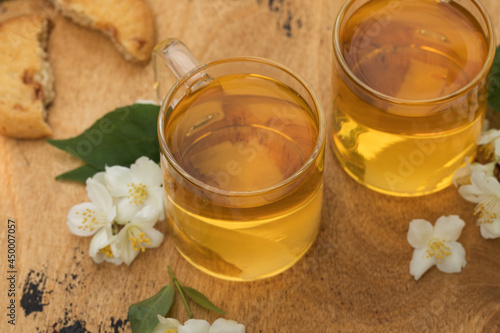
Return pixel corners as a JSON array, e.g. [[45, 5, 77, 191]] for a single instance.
[[128, 285, 174, 333], [488, 46, 500, 112], [128, 265, 226, 333], [47, 103, 160, 182]]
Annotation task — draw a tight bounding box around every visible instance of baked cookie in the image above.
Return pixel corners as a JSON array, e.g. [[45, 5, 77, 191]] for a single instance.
[[50, 0, 156, 63], [0, 14, 55, 139]]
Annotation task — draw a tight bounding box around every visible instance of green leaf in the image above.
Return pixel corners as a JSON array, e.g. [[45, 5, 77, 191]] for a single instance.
[[55, 164, 102, 183], [181, 286, 226, 315], [47, 103, 160, 180], [488, 46, 500, 112], [128, 284, 174, 333]]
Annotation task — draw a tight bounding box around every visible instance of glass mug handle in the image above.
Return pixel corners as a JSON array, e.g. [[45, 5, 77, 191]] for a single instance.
[[153, 38, 209, 100]]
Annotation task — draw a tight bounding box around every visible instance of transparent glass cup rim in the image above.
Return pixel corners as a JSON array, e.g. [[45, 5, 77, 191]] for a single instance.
[[157, 56, 326, 197], [333, 0, 496, 106]]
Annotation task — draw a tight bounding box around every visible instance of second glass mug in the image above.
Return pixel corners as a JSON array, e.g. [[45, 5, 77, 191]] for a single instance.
[[331, 0, 496, 196], [154, 39, 326, 281]]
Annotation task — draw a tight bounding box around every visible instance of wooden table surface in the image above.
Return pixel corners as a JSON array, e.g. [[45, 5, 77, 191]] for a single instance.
[[2, 0, 500, 332]]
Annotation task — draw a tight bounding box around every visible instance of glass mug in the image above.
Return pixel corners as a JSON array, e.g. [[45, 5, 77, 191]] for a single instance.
[[154, 39, 326, 281], [331, 0, 496, 196]]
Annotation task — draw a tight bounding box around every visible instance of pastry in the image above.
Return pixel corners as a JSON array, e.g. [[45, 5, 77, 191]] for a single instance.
[[50, 0, 156, 63], [0, 14, 54, 139]]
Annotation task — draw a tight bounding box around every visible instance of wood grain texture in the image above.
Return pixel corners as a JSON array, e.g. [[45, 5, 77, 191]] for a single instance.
[[1, 0, 500, 332]]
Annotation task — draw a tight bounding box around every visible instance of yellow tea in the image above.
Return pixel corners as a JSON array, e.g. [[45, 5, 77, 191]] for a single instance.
[[162, 73, 324, 281], [332, 0, 493, 196]]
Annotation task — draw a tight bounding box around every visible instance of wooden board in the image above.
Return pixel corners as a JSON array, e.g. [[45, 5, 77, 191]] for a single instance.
[[1, 0, 500, 332]]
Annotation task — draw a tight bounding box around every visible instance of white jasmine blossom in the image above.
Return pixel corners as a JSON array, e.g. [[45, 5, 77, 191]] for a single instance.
[[478, 217, 500, 239], [67, 178, 116, 236], [91, 170, 107, 185], [452, 158, 496, 187], [66, 156, 165, 266], [114, 206, 164, 265], [458, 170, 500, 239], [209, 318, 245, 333], [179, 319, 211, 333], [152, 316, 245, 333], [152, 315, 181, 333], [105, 156, 164, 224], [407, 216, 466, 280], [89, 228, 123, 265], [478, 128, 500, 159]]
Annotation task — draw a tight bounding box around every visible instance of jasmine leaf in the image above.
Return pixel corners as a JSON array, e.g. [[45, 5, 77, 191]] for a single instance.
[[55, 164, 102, 183], [47, 103, 160, 181], [488, 46, 500, 112], [181, 286, 226, 315], [128, 284, 174, 333]]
